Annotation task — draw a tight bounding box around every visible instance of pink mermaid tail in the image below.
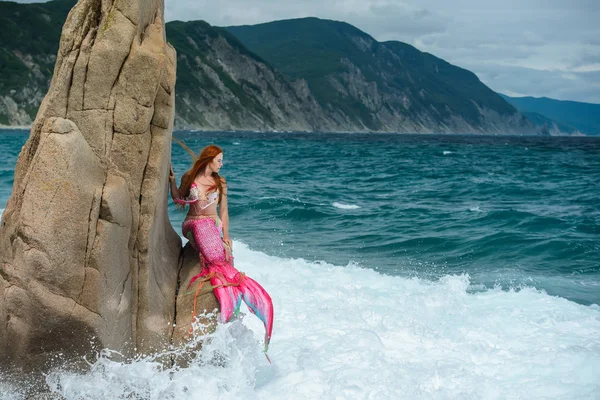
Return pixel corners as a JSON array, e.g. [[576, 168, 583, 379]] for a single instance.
[[183, 217, 274, 352]]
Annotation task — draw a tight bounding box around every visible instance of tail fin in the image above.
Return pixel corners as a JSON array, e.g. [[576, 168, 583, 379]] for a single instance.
[[211, 273, 243, 323], [240, 276, 274, 352]]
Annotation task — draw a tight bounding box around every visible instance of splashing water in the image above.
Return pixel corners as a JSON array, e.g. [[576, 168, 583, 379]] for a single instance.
[[44, 315, 271, 400], [1, 243, 597, 399]]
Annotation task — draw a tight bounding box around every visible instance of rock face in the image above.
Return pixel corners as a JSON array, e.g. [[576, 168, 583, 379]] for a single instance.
[[167, 21, 334, 132], [0, 0, 211, 370]]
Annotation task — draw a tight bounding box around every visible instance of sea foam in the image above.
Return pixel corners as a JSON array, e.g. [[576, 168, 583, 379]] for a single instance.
[[23, 242, 600, 399], [332, 202, 360, 210]]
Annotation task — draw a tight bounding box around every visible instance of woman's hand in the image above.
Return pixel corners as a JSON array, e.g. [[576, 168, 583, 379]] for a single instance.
[[223, 235, 233, 262], [222, 235, 233, 249], [169, 163, 176, 183]]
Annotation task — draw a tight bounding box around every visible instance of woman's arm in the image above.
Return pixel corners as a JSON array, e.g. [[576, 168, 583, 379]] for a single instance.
[[220, 178, 231, 248], [169, 164, 188, 200], [169, 164, 179, 199]]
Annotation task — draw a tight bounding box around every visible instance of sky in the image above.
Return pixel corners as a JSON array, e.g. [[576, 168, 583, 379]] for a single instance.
[[12, 0, 600, 103]]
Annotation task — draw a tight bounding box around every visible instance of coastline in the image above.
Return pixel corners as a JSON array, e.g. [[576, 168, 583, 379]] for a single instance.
[[0, 125, 31, 130], [0, 124, 590, 137]]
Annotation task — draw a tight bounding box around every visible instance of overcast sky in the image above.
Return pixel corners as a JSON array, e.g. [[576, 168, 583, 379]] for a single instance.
[[13, 0, 600, 103]]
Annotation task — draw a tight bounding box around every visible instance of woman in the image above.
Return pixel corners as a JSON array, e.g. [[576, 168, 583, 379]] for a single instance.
[[169, 145, 273, 354]]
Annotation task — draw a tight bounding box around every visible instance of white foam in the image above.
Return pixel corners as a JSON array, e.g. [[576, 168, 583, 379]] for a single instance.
[[443, 151, 453, 155], [0, 383, 23, 400], [39, 243, 600, 399], [0, 125, 30, 130], [332, 202, 360, 210]]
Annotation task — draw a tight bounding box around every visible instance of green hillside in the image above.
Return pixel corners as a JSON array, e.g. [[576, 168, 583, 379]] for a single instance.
[[0, 0, 76, 123], [166, 20, 278, 126], [228, 18, 393, 129], [227, 18, 378, 80], [384, 41, 514, 117], [501, 94, 600, 135], [227, 18, 517, 128]]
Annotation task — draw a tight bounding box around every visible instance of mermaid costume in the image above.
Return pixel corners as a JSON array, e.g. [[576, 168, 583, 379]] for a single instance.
[[175, 183, 274, 353]]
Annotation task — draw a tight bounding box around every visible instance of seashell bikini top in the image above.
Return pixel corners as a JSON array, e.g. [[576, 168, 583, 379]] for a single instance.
[[188, 182, 218, 210], [174, 182, 218, 210]]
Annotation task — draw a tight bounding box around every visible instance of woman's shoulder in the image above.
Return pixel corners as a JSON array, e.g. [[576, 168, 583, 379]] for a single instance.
[[219, 176, 227, 185]]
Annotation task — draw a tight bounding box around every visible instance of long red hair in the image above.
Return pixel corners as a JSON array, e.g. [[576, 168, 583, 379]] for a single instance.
[[179, 145, 225, 204]]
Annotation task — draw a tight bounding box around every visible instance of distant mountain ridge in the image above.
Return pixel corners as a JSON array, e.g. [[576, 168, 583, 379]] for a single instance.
[[227, 18, 531, 134], [522, 112, 578, 135], [501, 94, 600, 136], [0, 0, 585, 135]]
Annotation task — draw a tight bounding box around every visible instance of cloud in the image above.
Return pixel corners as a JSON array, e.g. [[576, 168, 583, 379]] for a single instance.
[[566, 51, 600, 71], [465, 62, 600, 103], [165, 0, 449, 40]]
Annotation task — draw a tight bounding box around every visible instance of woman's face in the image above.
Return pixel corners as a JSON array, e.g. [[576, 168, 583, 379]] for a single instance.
[[209, 152, 223, 173]]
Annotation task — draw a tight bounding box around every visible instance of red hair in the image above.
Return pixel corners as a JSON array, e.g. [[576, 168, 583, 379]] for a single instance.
[[179, 145, 225, 205]]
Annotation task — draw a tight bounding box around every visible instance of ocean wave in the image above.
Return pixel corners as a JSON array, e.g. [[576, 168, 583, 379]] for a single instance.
[[332, 202, 360, 210], [282, 207, 332, 219], [256, 196, 302, 203], [6, 243, 597, 398]]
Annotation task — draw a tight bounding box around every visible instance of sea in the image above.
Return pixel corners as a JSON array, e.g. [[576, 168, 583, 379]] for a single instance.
[[0, 128, 599, 399]]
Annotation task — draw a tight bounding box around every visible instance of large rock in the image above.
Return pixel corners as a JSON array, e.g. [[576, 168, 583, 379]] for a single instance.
[[0, 0, 214, 372]]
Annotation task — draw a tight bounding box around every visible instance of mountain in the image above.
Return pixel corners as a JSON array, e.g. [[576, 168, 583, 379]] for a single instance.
[[0, 0, 555, 134], [501, 94, 600, 136], [166, 20, 331, 131], [520, 111, 581, 136], [0, 0, 322, 131], [0, 0, 74, 125], [227, 18, 533, 134]]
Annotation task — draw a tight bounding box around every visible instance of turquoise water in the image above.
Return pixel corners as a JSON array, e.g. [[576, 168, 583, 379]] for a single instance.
[[1, 129, 599, 305]]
